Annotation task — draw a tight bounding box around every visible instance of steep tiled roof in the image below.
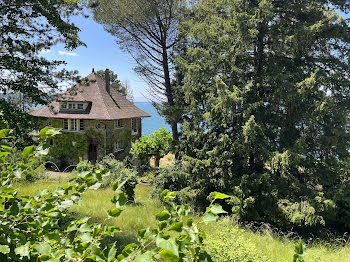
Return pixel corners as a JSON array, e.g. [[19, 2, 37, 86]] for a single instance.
[[31, 72, 151, 120]]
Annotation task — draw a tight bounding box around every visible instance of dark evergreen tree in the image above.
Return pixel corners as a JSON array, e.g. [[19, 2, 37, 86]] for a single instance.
[[175, 0, 350, 231]]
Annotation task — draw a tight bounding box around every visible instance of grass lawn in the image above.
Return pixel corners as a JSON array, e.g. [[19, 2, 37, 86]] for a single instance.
[[15, 174, 350, 262]]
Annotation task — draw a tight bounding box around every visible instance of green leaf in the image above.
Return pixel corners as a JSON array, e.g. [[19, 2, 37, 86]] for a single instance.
[[212, 192, 231, 200], [79, 223, 91, 233], [108, 244, 117, 262], [89, 182, 102, 190], [0, 245, 10, 254], [210, 203, 227, 215], [77, 232, 93, 243], [159, 249, 178, 261], [22, 146, 35, 159], [161, 189, 169, 198], [134, 251, 153, 262], [108, 207, 122, 217], [112, 192, 128, 208], [121, 243, 137, 257], [157, 237, 179, 257], [58, 199, 73, 209], [10, 202, 19, 216], [158, 221, 167, 230], [169, 221, 183, 232], [156, 211, 170, 221], [15, 243, 30, 258], [0, 129, 11, 139], [39, 127, 60, 140], [203, 212, 219, 225], [34, 242, 51, 255]]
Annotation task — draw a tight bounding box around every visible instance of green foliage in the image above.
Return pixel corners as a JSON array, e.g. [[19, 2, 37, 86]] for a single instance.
[[203, 220, 265, 262], [75, 159, 94, 172], [47, 132, 89, 168], [99, 154, 138, 202], [0, 127, 224, 261], [0, 0, 84, 145], [131, 127, 172, 167], [175, 0, 350, 231], [294, 242, 307, 262], [97, 69, 133, 99]]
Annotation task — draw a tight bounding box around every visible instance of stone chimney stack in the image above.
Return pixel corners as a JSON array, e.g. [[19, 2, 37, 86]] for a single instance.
[[105, 68, 110, 95]]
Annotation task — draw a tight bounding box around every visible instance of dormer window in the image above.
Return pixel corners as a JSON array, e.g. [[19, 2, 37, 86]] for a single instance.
[[60, 102, 87, 112]]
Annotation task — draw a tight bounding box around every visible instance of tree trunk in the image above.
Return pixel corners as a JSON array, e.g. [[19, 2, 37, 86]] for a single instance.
[[155, 152, 161, 168], [160, 36, 180, 160]]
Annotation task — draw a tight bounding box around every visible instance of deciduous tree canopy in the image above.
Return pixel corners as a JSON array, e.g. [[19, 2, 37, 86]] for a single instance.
[[0, 0, 84, 144]]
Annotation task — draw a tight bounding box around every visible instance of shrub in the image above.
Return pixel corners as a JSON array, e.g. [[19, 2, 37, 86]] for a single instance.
[[204, 219, 265, 262], [75, 159, 93, 172], [19, 157, 47, 182], [151, 165, 200, 206], [99, 154, 138, 202]]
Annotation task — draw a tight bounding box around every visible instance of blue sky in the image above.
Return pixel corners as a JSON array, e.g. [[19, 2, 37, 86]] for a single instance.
[[40, 14, 150, 102]]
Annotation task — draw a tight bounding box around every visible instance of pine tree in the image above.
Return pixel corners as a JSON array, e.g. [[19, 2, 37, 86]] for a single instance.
[[177, 0, 350, 230]]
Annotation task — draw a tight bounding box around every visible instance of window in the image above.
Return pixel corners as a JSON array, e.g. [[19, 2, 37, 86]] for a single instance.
[[115, 119, 123, 128], [114, 140, 123, 152], [78, 104, 84, 110], [79, 119, 85, 131], [68, 103, 77, 110], [71, 119, 77, 131], [63, 119, 68, 130], [47, 120, 52, 126], [131, 118, 137, 132], [96, 123, 101, 129], [61, 103, 67, 109]]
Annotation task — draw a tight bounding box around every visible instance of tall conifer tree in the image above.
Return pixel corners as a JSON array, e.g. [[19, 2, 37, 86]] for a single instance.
[[177, 0, 350, 229]]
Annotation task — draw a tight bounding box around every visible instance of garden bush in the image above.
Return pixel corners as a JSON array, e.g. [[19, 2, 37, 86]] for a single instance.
[[99, 154, 138, 202], [204, 219, 265, 262]]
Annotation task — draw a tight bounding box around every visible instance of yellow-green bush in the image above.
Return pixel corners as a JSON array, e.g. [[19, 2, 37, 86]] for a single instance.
[[204, 219, 265, 262]]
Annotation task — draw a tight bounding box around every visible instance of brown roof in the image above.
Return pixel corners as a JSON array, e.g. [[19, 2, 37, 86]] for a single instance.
[[31, 72, 151, 120]]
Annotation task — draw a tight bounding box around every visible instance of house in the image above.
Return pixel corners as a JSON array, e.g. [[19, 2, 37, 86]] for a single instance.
[[31, 69, 151, 163]]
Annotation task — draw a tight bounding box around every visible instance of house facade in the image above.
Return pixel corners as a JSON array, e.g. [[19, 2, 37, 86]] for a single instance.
[[31, 69, 151, 163]]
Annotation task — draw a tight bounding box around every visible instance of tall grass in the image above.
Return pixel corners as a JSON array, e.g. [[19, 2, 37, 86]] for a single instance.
[[15, 174, 350, 262]]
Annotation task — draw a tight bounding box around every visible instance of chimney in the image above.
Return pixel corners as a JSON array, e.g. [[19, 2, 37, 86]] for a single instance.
[[105, 68, 110, 95]]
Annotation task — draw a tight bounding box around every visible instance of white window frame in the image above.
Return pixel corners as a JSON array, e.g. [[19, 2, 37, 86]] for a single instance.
[[114, 140, 123, 152], [78, 104, 84, 110], [61, 103, 67, 109], [63, 119, 68, 130], [115, 119, 123, 129], [71, 119, 77, 131]]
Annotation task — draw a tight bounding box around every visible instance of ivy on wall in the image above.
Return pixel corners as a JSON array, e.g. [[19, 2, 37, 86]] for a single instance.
[[47, 132, 88, 168], [47, 128, 133, 167]]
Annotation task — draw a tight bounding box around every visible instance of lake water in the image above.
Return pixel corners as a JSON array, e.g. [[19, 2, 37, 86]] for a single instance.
[[134, 102, 171, 135]]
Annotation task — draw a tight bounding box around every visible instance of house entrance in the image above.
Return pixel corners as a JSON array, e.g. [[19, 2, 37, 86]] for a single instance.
[[88, 144, 97, 163]]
